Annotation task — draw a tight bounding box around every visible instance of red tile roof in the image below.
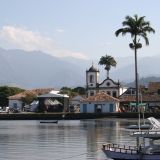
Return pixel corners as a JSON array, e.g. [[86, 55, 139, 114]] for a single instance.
[[120, 94, 160, 102], [8, 88, 55, 100], [82, 92, 119, 102], [148, 82, 160, 93]]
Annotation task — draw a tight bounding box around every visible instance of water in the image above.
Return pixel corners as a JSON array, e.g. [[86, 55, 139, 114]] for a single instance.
[[0, 118, 139, 160]]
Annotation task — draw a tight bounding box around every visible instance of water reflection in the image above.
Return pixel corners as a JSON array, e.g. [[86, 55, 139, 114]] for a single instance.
[[0, 119, 139, 160]]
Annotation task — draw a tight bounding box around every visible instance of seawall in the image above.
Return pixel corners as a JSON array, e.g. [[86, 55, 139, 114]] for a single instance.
[[0, 112, 159, 120]]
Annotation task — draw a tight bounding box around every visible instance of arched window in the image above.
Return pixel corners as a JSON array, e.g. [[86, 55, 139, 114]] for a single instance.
[[89, 75, 94, 83]]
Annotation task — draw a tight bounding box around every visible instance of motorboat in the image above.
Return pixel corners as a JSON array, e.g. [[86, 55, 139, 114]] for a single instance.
[[102, 117, 160, 160]]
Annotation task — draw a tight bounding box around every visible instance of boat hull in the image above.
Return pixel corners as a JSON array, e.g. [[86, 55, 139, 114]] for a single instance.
[[103, 150, 160, 160], [40, 120, 58, 124]]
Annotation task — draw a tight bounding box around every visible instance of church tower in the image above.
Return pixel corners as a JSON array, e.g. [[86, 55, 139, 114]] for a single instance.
[[86, 64, 99, 96]]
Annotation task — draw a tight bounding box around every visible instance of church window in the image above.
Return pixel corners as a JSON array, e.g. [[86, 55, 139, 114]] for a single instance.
[[90, 91, 94, 96], [90, 75, 94, 83], [106, 82, 110, 86], [107, 91, 111, 95], [112, 91, 117, 97]]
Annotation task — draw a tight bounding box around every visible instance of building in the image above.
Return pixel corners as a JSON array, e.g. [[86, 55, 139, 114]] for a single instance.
[[37, 90, 69, 112], [86, 64, 127, 97], [119, 84, 160, 112], [8, 88, 55, 111], [80, 92, 119, 113]]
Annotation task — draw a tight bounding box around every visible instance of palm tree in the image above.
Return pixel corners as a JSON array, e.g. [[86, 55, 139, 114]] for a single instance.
[[99, 54, 117, 78], [115, 14, 155, 108]]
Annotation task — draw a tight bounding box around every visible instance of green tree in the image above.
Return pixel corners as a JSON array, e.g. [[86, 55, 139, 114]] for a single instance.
[[21, 92, 37, 105], [115, 14, 155, 107], [0, 86, 24, 107], [99, 54, 117, 78], [72, 87, 86, 95]]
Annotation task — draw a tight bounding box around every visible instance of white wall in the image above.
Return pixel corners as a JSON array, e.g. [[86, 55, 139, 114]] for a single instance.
[[80, 101, 118, 113], [9, 99, 23, 110]]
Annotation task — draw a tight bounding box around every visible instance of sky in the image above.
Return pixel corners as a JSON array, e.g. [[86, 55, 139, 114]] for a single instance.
[[0, 0, 159, 60]]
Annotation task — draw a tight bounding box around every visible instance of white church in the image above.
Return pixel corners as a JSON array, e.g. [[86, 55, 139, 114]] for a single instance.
[[86, 64, 127, 98]]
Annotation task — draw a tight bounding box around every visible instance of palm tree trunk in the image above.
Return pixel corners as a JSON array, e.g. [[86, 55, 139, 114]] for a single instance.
[[107, 70, 109, 79], [134, 36, 140, 130], [134, 37, 138, 107], [135, 46, 139, 107]]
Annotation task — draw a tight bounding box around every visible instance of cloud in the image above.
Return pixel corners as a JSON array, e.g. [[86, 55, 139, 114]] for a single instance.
[[0, 26, 88, 59]]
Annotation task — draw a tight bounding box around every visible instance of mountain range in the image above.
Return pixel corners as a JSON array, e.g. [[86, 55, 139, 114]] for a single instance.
[[0, 47, 160, 89]]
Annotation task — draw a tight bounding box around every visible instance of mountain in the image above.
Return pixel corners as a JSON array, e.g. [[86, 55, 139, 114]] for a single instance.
[[110, 55, 160, 82], [0, 48, 88, 89], [126, 76, 160, 87], [0, 47, 160, 89]]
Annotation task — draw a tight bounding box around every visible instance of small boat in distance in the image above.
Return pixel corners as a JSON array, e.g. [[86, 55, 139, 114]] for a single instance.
[[40, 120, 58, 124]]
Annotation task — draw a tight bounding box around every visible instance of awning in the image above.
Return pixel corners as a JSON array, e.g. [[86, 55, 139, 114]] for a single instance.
[[130, 102, 147, 106], [44, 99, 62, 105]]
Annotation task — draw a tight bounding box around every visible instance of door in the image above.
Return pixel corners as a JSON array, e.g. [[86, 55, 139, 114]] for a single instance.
[[83, 104, 87, 113], [109, 104, 114, 112]]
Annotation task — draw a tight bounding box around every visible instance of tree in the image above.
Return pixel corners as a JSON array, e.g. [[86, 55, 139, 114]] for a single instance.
[[115, 14, 155, 108], [0, 86, 25, 107], [21, 92, 37, 105], [72, 87, 86, 95], [99, 54, 117, 78]]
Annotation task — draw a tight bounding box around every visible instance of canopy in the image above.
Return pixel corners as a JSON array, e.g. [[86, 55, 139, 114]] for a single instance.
[[44, 99, 62, 105], [130, 102, 147, 106]]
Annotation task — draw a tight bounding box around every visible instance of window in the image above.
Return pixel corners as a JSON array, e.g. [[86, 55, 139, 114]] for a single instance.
[[112, 91, 117, 97], [90, 92, 94, 96], [106, 82, 110, 86], [13, 103, 17, 108], [107, 91, 111, 95], [89, 75, 94, 83]]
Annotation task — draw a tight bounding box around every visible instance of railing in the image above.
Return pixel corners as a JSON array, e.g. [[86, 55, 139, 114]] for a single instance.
[[132, 130, 160, 136], [102, 143, 138, 155]]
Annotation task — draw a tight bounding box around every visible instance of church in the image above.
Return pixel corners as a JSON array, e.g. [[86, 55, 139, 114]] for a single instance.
[[86, 64, 127, 98]]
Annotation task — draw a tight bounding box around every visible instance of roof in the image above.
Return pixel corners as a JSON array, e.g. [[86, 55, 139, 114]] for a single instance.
[[8, 88, 55, 100], [87, 64, 99, 72], [120, 94, 160, 102], [70, 95, 86, 101], [82, 92, 119, 102], [44, 99, 62, 105], [148, 82, 160, 93], [38, 92, 69, 98]]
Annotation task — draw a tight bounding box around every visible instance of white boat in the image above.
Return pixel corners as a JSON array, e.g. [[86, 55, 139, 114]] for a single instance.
[[126, 123, 151, 130], [102, 117, 160, 160]]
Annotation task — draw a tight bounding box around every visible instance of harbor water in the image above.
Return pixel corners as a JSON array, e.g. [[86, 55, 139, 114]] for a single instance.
[[0, 118, 141, 160]]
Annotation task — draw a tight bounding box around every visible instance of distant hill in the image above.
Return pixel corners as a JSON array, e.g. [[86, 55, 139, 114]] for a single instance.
[[0, 48, 88, 89], [0, 47, 160, 89], [126, 76, 160, 87]]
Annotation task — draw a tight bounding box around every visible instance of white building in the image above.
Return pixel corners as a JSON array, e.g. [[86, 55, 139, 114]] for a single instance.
[[86, 64, 127, 97], [80, 92, 119, 113], [8, 88, 55, 111]]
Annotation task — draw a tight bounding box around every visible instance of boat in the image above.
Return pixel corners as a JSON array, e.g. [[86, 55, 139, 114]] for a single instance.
[[126, 102, 151, 130], [102, 117, 160, 160], [126, 123, 151, 130], [40, 120, 58, 124]]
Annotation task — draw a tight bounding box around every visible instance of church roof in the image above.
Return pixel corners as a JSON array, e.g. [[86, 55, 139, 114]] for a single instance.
[[87, 64, 99, 72]]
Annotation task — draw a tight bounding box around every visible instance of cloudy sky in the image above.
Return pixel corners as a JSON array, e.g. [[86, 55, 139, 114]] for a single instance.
[[0, 0, 159, 60]]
